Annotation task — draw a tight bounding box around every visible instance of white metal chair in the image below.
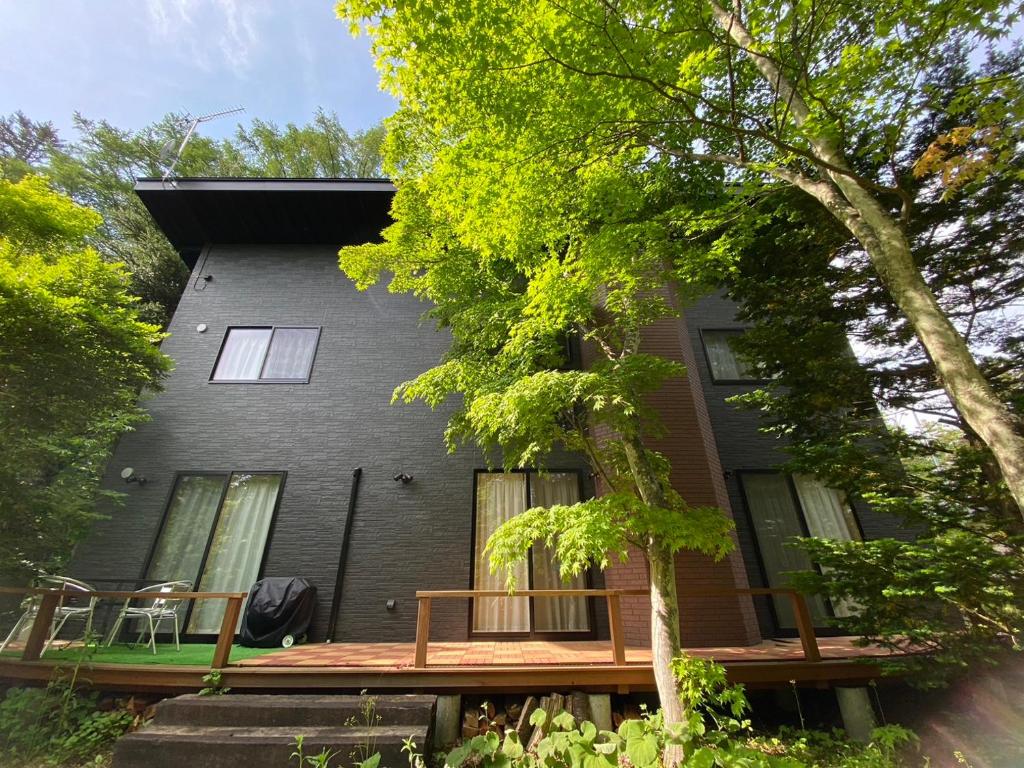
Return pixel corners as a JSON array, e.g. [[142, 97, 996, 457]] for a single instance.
[[104, 581, 192, 654], [0, 575, 98, 655]]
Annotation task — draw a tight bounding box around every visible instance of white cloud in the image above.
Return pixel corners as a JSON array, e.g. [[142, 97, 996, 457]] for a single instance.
[[144, 0, 269, 77]]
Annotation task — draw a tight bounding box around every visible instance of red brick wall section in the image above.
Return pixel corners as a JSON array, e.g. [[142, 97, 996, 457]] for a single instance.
[[603, 545, 652, 647], [594, 293, 762, 647]]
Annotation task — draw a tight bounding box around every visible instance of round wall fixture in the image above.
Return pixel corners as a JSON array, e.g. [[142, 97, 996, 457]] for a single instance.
[[121, 467, 147, 485], [197, 323, 208, 333]]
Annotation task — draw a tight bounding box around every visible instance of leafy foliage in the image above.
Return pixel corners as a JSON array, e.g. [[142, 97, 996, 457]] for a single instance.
[[715, 47, 1024, 684], [0, 686, 137, 766], [337, 0, 1024, 519], [440, 655, 920, 768], [0, 109, 385, 324], [0, 175, 171, 581], [340, 138, 737, 579]]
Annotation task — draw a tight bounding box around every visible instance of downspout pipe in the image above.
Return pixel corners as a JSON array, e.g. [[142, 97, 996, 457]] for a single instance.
[[327, 467, 362, 642]]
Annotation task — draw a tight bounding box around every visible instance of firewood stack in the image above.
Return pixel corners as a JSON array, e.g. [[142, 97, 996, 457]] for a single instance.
[[460, 691, 640, 743]]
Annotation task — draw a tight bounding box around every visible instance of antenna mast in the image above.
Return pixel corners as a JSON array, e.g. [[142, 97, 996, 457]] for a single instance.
[[161, 106, 245, 183]]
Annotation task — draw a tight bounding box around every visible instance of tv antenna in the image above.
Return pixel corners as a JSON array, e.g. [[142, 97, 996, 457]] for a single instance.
[[160, 106, 245, 183]]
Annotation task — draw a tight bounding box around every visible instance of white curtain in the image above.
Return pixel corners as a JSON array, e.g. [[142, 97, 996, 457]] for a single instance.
[[792, 474, 861, 542], [189, 473, 281, 634], [473, 473, 530, 632], [741, 473, 829, 627], [262, 328, 318, 380], [148, 475, 225, 584], [703, 330, 750, 381], [146, 475, 225, 626], [212, 328, 271, 381], [530, 473, 589, 632], [792, 474, 860, 617]]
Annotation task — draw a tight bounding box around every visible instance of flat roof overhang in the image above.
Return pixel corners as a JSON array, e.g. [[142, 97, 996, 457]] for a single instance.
[[134, 178, 396, 268]]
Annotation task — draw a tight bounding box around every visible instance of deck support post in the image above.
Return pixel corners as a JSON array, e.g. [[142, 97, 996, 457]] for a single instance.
[[212, 596, 243, 669], [434, 694, 461, 749], [836, 687, 877, 743], [588, 694, 612, 731], [22, 592, 59, 661], [606, 592, 626, 666], [414, 597, 432, 668], [788, 592, 821, 662]]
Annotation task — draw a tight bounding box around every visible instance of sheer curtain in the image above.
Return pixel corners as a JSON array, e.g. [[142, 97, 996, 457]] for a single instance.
[[189, 473, 282, 634], [703, 331, 750, 380], [262, 328, 318, 380], [147, 475, 225, 584], [473, 473, 530, 632], [741, 473, 829, 627], [792, 474, 860, 617], [146, 475, 225, 626], [792, 475, 861, 542], [213, 328, 272, 380], [531, 473, 589, 632]]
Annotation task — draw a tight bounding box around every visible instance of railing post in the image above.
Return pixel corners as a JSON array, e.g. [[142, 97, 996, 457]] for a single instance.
[[414, 596, 432, 668], [211, 596, 243, 669], [788, 592, 821, 663], [22, 591, 59, 661], [606, 592, 626, 666]]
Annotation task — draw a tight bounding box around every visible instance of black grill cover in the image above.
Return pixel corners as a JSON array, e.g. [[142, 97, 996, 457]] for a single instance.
[[239, 577, 317, 648]]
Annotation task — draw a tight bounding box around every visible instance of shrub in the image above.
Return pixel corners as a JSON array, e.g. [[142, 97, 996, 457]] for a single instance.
[[437, 655, 921, 768], [0, 685, 136, 766]]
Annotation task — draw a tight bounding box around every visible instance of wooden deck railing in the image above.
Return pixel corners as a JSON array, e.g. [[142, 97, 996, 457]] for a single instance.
[[0, 587, 246, 668], [413, 587, 821, 668]]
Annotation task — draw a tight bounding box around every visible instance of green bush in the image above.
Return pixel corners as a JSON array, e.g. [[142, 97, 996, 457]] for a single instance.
[[438, 655, 920, 768], [0, 685, 136, 766]]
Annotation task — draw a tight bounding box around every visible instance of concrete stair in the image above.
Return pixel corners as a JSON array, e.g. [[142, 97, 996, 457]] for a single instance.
[[113, 694, 436, 768]]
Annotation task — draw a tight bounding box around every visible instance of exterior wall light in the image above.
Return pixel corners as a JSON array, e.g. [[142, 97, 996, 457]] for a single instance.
[[120, 467, 147, 486]]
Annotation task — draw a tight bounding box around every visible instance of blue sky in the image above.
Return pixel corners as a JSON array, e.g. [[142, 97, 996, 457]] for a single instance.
[[0, 0, 396, 141]]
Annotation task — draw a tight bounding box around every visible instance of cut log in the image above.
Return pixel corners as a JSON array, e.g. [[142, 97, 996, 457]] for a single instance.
[[515, 696, 538, 742], [568, 691, 591, 725], [463, 711, 479, 738], [527, 694, 564, 751]]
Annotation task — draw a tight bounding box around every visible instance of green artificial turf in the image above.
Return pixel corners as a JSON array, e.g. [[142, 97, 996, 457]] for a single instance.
[[1, 643, 280, 666]]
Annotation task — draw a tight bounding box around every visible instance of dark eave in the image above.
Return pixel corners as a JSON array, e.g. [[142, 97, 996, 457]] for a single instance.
[[134, 177, 396, 268]]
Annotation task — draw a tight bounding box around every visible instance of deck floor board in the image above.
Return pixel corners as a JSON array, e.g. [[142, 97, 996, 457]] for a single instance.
[[235, 637, 895, 668]]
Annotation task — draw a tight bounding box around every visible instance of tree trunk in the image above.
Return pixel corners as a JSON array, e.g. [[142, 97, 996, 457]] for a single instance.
[[709, 0, 1024, 518], [648, 542, 687, 767], [824, 181, 1024, 519], [621, 435, 688, 766]]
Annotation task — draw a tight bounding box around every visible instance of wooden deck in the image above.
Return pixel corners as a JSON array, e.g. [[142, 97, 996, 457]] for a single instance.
[[237, 637, 894, 668], [0, 637, 903, 695], [0, 585, 909, 695]]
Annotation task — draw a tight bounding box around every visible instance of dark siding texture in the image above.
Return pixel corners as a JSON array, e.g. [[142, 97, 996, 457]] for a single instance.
[[681, 291, 912, 636], [70, 245, 592, 643]]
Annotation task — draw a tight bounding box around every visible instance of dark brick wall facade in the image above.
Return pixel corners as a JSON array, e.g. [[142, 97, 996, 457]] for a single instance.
[[69, 245, 593, 643], [69, 243, 905, 649]]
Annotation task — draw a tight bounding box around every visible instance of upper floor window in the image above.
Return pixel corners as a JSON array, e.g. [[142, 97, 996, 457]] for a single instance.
[[211, 326, 320, 383], [700, 329, 760, 383]]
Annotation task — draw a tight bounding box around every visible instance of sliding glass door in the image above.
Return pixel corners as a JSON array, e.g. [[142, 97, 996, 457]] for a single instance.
[[472, 471, 590, 635], [146, 472, 284, 634], [739, 472, 860, 629]]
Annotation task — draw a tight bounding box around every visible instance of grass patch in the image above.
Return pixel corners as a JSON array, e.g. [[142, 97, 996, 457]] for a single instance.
[[1, 643, 279, 666]]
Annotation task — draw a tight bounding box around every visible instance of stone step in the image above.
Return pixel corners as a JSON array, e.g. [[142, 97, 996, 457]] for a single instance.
[[113, 723, 429, 768], [153, 693, 436, 728]]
